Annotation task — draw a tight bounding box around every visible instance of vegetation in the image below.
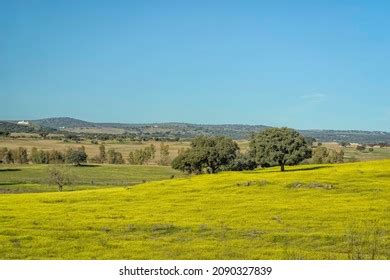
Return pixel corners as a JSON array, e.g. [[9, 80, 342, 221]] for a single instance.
[[107, 149, 124, 164], [172, 136, 239, 174], [158, 142, 170, 166], [0, 160, 388, 259], [47, 166, 73, 191], [223, 153, 257, 171], [65, 147, 88, 166], [310, 147, 344, 164], [3, 117, 390, 143], [0, 164, 186, 193], [249, 128, 312, 171], [128, 144, 155, 165], [0, 147, 29, 164]]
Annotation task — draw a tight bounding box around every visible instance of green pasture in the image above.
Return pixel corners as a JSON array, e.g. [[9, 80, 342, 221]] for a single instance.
[[0, 164, 184, 193]]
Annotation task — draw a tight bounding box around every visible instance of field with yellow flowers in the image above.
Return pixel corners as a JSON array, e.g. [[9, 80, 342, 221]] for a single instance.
[[0, 160, 389, 259]]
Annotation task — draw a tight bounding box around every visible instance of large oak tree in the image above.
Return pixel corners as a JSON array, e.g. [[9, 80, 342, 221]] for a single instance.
[[249, 127, 311, 171]]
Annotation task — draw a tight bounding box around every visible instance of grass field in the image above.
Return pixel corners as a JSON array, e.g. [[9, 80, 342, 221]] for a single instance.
[[0, 160, 388, 259], [0, 164, 185, 193], [1, 138, 390, 164], [344, 147, 390, 161]]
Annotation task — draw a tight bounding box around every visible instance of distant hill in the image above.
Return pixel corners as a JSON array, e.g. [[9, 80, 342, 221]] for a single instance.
[[0, 121, 55, 134], [32, 117, 96, 129], [0, 117, 388, 143], [300, 130, 390, 144]]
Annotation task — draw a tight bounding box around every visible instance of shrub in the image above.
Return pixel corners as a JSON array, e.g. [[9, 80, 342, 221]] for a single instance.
[[107, 149, 124, 164], [65, 147, 87, 165], [0, 147, 13, 164], [128, 146, 155, 165], [31, 147, 50, 164], [158, 143, 170, 166], [48, 149, 65, 164], [310, 147, 344, 164], [11, 147, 28, 164], [356, 145, 366, 151]]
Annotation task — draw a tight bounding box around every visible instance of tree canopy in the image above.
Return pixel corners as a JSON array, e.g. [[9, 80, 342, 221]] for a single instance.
[[65, 147, 88, 166], [171, 136, 239, 174], [249, 127, 311, 171]]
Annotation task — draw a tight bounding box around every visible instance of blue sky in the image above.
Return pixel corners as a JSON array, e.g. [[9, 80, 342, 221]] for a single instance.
[[1, 0, 389, 131]]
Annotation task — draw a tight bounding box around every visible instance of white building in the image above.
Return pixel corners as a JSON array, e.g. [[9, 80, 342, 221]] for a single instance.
[[17, 120, 30, 126]]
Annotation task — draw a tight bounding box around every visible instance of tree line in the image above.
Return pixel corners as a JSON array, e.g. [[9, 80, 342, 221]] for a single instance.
[[171, 127, 345, 174], [0, 146, 88, 165], [0, 143, 171, 166]]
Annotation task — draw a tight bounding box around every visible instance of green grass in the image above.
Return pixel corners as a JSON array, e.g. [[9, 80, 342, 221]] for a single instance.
[[0, 160, 389, 259], [0, 164, 185, 193], [344, 147, 390, 162]]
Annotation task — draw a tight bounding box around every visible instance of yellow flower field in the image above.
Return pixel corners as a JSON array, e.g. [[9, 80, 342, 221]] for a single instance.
[[0, 160, 389, 259]]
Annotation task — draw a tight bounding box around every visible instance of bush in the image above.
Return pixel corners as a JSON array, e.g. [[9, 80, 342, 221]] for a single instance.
[[11, 147, 29, 164], [107, 149, 124, 164], [48, 149, 65, 164], [310, 147, 344, 164], [356, 145, 366, 151], [65, 147, 87, 165], [128, 145, 155, 165], [158, 143, 170, 166], [0, 147, 13, 164], [31, 147, 50, 164]]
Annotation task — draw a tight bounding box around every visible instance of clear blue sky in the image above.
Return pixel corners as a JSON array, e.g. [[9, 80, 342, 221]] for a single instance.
[[1, 0, 389, 131]]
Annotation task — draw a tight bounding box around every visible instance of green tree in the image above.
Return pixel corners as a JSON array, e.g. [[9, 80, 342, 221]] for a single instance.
[[14, 147, 28, 164], [65, 147, 87, 166], [48, 149, 65, 164], [0, 147, 13, 164], [107, 149, 124, 164], [249, 127, 311, 171], [223, 153, 257, 171], [159, 142, 170, 166], [127, 151, 135, 164], [327, 149, 344, 163], [311, 146, 329, 164], [30, 147, 49, 164], [128, 147, 153, 165], [171, 136, 239, 173], [145, 144, 156, 159], [99, 144, 106, 163], [134, 149, 150, 164]]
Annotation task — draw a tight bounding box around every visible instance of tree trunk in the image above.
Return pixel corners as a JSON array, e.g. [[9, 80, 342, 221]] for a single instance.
[[58, 185, 63, 192], [280, 164, 285, 172]]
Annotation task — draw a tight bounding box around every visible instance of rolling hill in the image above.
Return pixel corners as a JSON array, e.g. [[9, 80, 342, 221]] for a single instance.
[[0, 117, 388, 143], [0, 160, 388, 259]]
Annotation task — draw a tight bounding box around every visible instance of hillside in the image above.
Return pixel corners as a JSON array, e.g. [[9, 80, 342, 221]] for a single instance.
[[0, 121, 55, 134], [32, 117, 96, 129], [0, 160, 388, 259], [1, 117, 389, 143]]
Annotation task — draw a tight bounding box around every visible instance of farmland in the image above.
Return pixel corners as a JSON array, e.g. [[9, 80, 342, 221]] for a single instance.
[[0, 160, 389, 259], [1, 138, 390, 165], [0, 164, 185, 193], [0, 138, 189, 164]]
